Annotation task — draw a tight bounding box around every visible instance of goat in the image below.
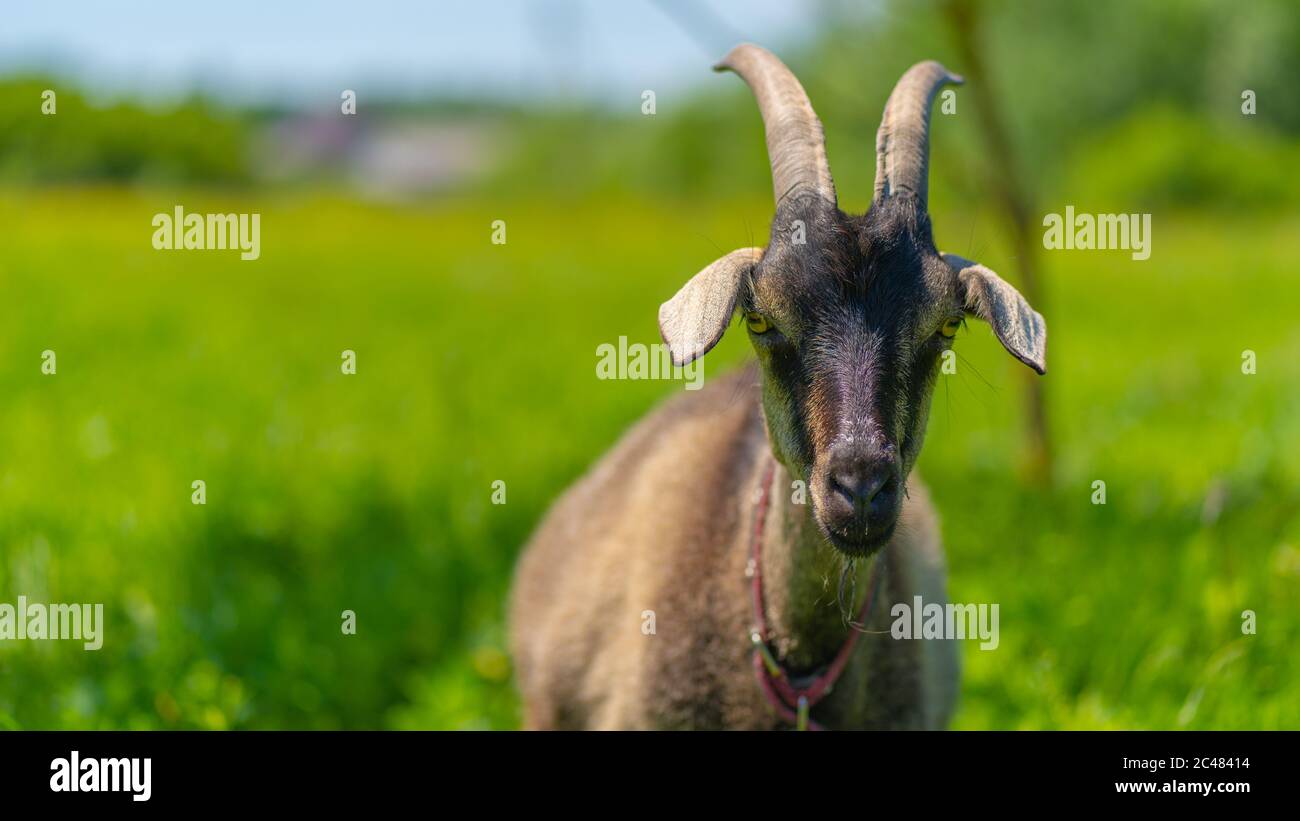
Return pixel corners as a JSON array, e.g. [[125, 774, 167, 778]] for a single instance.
[[510, 44, 1047, 730]]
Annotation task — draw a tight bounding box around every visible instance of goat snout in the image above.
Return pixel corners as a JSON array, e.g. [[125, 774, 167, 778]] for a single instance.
[[818, 444, 901, 553], [829, 458, 897, 517]]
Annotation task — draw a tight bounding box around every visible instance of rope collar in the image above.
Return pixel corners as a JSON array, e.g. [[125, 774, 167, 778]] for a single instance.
[[748, 458, 886, 730]]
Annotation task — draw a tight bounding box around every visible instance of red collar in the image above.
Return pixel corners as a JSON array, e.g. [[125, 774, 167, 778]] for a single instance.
[[748, 458, 886, 730]]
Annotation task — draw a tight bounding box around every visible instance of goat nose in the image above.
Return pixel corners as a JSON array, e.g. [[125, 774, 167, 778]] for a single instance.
[[829, 458, 897, 515]]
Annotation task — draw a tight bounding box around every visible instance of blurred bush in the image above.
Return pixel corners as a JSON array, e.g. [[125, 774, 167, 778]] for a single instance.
[[0, 78, 251, 184], [1062, 106, 1300, 210]]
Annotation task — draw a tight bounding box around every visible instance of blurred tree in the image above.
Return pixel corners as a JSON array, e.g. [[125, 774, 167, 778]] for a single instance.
[[944, 0, 1052, 482]]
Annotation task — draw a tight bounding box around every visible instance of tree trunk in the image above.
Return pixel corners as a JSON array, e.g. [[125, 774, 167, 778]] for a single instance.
[[944, 0, 1053, 483]]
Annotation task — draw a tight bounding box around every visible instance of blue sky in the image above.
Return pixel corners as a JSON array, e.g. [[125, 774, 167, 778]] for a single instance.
[[1, 0, 825, 106]]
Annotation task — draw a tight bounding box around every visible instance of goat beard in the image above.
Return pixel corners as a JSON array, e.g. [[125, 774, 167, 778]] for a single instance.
[[834, 516, 910, 630]]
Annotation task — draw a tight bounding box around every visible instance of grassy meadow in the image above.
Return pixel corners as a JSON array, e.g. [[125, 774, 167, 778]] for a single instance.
[[0, 186, 1296, 729]]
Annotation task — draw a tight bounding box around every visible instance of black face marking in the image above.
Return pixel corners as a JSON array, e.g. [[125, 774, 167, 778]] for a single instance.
[[746, 194, 959, 556]]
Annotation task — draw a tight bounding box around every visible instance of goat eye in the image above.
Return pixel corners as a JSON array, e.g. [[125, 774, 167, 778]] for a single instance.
[[745, 312, 771, 334], [939, 317, 962, 338]]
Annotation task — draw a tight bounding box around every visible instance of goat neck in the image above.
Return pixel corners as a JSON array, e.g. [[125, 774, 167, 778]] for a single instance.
[[754, 458, 877, 673]]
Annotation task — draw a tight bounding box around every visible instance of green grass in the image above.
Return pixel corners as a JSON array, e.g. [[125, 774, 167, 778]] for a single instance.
[[0, 188, 1296, 729]]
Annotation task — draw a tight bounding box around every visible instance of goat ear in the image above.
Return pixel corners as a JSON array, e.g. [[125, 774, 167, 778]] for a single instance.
[[658, 247, 763, 367], [942, 253, 1047, 375]]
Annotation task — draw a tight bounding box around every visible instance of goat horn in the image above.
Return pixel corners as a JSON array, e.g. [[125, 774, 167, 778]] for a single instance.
[[716, 43, 836, 208], [873, 61, 963, 207]]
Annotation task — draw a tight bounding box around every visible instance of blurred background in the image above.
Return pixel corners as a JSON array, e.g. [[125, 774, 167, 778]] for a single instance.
[[0, 0, 1296, 729]]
